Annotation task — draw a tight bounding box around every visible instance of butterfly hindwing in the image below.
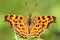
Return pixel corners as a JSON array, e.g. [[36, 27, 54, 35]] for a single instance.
[[30, 23, 44, 38], [4, 15, 28, 38], [30, 16, 56, 38]]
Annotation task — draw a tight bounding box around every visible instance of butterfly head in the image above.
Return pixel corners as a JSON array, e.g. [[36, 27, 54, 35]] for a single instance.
[[28, 13, 32, 25]]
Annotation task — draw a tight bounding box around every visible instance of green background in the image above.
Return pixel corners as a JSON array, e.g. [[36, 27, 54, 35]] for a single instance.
[[0, 0, 60, 40]]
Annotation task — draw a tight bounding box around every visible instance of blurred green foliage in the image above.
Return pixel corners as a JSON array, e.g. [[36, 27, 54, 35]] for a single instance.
[[0, 0, 60, 40]]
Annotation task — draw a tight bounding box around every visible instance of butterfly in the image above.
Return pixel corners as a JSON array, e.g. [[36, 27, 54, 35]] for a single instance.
[[4, 14, 56, 38]]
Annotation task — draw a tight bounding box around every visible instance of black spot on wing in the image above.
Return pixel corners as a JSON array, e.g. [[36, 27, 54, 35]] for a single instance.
[[22, 28, 25, 30], [38, 17, 40, 20], [42, 24, 45, 26], [42, 22, 45, 23], [10, 22, 13, 28], [18, 20, 21, 23], [10, 15, 13, 20], [13, 20, 17, 23], [47, 16, 50, 18], [34, 28, 37, 30], [14, 24, 17, 26], [20, 17, 22, 20], [15, 16, 18, 19], [47, 16, 51, 20], [39, 21, 41, 23], [36, 25, 39, 27], [42, 16, 45, 20], [42, 20, 47, 23], [45, 20, 47, 22], [13, 20, 15, 22], [20, 24, 23, 27], [15, 21, 17, 23], [10, 15, 13, 17]]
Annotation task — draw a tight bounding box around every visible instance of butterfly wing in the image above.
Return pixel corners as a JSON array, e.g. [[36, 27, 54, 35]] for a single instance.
[[30, 16, 56, 38], [4, 15, 28, 38]]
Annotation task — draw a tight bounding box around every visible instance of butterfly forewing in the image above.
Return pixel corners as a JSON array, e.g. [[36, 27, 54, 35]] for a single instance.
[[34, 16, 56, 29], [4, 15, 28, 38], [30, 16, 56, 38]]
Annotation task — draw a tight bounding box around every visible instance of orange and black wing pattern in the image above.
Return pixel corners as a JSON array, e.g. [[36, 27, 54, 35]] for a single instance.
[[4, 14, 28, 38], [30, 16, 56, 38]]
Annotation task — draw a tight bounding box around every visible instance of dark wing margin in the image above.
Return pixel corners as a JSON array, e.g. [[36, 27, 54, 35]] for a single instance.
[[4, 15, 13, 28]]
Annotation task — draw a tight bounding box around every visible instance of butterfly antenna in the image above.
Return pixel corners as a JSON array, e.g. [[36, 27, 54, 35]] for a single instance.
[[25, 2, 30, 14], [30, 4, 38, 14], [25, 2, 38, 14], [28, 4, 38, 21]]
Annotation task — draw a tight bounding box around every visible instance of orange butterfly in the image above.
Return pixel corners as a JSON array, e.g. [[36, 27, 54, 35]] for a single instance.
[[4, 14, 56, 38], [4, 2, 56, 39]]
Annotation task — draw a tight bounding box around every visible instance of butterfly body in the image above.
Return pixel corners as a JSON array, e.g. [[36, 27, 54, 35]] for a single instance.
[[4, 14, 56, 38]]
